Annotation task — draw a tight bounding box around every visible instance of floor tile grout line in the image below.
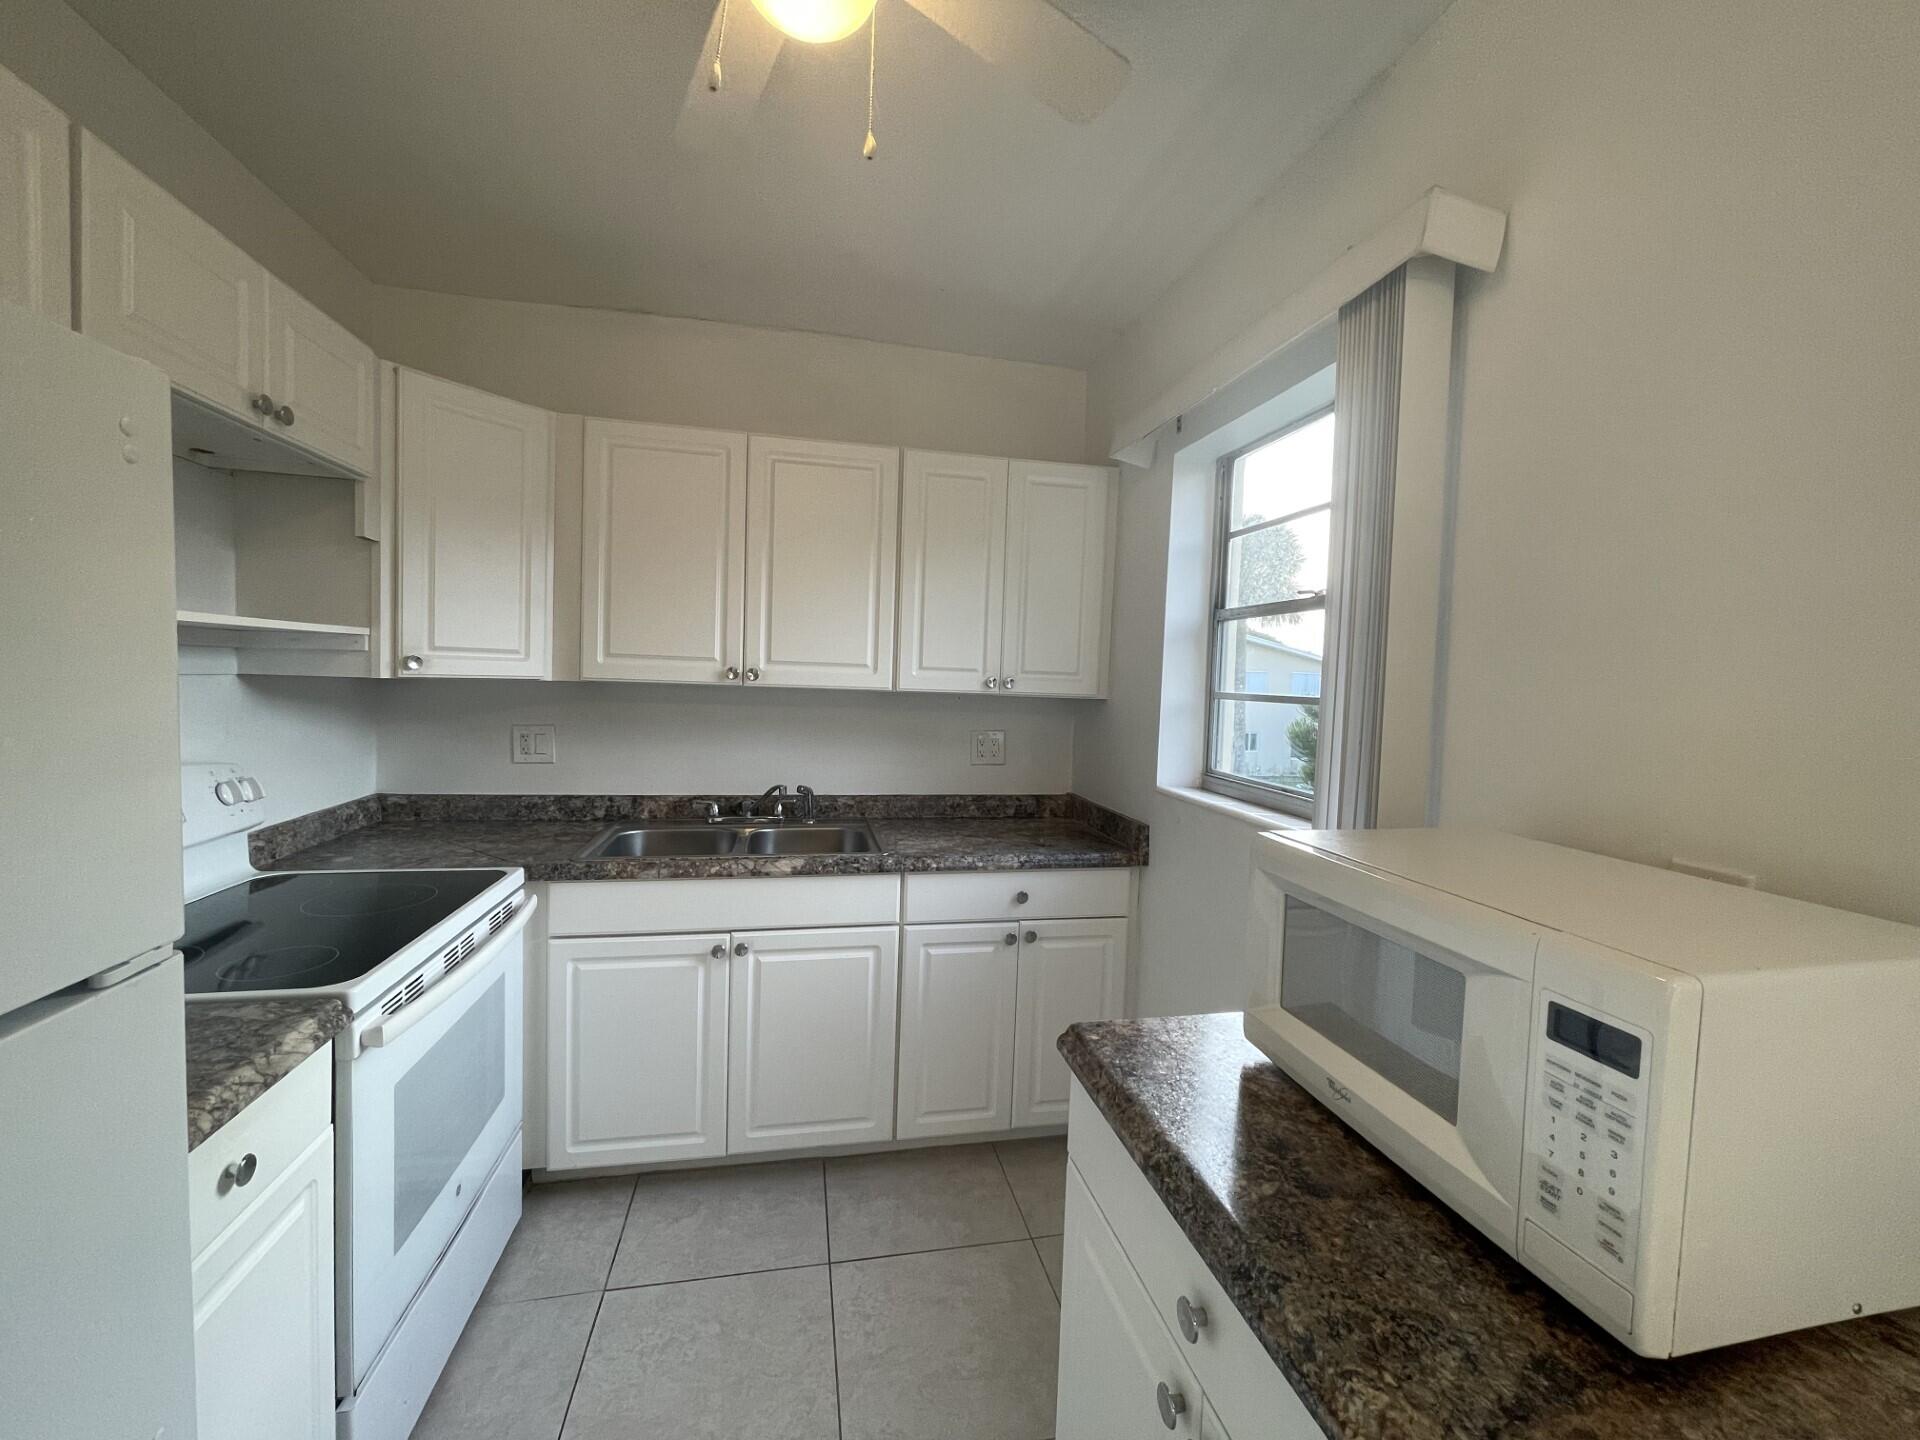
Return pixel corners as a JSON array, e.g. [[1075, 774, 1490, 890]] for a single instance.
[[821, 1160, 845, 1440], [556, 1175, 637, 1440], [991, 1140, 1040, 1240]]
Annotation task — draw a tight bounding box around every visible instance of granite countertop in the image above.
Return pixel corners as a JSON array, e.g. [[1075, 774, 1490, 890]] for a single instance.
[[249, 793, 1148, 882], [1059, 1012, 1920, 1440], [184, 997, 350, 1152]]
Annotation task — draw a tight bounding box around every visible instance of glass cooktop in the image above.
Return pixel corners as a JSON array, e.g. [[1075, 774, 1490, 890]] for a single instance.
[[180, 870, 507, 995]]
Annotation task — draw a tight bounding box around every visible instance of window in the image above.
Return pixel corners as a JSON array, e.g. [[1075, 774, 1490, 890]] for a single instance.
[[1205, 407, 1334, 815]]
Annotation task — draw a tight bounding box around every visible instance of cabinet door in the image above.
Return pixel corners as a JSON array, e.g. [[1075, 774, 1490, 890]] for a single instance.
[[396, 368, 553, 677], [264, 276, 377, 476], [896, 923, 1019, 1140], [546, 934, 730, 1170], [1001, 460, 1116, 697], [1013, 918, 1127, 1129], [729, 926, 898, 1153], [0, 64, 69, 323], [1056, 1162, 1202, 1440], [1202, 1398, 1231, 1440], [78, 132, 266, 417], [897, 450, 1007, 693], [582, 420, 747, 683], [744, 436, 899, 690], [192, 1126, 335, 1440]]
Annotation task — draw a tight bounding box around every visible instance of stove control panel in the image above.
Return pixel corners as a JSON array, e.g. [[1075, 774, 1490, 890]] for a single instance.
[[182, 761, 266, 846]]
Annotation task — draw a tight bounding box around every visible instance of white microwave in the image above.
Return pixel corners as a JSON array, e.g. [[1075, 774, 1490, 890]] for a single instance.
[[1245, 827, 1920, 1357]]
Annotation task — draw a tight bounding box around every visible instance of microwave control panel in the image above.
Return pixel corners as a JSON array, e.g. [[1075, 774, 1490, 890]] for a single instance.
[[1523, 994, 1652, 1289]]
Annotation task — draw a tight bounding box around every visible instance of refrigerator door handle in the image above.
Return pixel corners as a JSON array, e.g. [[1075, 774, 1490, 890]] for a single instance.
[[85, 942, 179, 990]]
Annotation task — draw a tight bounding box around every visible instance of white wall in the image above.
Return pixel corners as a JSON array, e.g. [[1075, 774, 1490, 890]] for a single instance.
[[1081, 0, 1920, 1015], [366, 287, 1092, 462], [178, 676, 379, 826], [374, 681, 1078, 796]]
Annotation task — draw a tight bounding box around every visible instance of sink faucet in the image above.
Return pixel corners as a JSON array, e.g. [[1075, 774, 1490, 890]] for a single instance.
[[795, 785, 817, 824], [758, 784, 787, 821]]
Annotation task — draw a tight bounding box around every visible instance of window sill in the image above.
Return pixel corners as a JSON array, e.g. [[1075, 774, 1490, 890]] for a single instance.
[[1156, 783, 1313, 832]]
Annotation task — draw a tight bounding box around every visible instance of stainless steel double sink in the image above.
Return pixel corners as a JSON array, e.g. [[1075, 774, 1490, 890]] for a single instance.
[[580, 818, 880, 859]]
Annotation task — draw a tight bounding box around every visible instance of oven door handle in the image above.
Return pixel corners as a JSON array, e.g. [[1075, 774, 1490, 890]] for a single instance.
[[359, 893, 538, 1053]]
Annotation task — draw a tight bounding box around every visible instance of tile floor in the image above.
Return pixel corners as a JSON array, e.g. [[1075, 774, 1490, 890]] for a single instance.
[[417, 1138, 1068, 1440]]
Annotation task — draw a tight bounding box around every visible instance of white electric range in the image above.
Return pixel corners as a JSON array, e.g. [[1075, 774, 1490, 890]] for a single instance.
[[182, 763, 533, 1440]]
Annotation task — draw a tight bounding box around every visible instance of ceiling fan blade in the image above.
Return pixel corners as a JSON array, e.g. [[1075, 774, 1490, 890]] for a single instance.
[[903, 0, 1129, 123], [673, 0, 786, 152]]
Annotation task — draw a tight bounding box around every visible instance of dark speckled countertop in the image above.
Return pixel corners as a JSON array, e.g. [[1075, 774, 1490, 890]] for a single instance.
[[249, 793, 1147, 881], [1060, 1012, 1920, 1439], [185, 997, 349, 1151]]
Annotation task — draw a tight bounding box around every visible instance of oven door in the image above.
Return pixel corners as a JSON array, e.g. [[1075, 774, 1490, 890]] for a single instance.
[[1246, 844, 1536, 1252], [337, 893, 534, 1394]]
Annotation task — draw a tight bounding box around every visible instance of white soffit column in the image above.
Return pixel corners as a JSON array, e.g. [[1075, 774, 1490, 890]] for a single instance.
[[1109, 188, 1506, 465]]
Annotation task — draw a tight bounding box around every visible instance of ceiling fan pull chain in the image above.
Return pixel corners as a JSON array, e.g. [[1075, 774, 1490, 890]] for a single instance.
[[862, 1, 878, 158], [710, 0, 730, 92]]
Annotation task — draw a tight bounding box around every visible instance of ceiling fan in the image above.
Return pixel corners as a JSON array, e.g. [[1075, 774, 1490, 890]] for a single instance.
[[674, 0, 1131, 155]]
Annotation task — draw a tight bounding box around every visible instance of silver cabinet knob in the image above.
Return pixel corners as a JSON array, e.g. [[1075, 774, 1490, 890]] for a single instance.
[[1156, 1382, 1187, 1430], [273, 403, 295, 426], [1176, 1294, 1209, 1343], [250, 392, 275, 416], [710, 943, 725, 959], [1024, 929, 1037, 945], [1004, 932, 1017, 946], [733, 942, 749, 957], [222, 1152, 259, 1190], [725, 666, 741, 681], [1003, 677, 1016, 689], [745, 667, 761, 682], [401, 654, 424, 672], [1014, 890, 1029, 905], [985, 676, 999, 689]]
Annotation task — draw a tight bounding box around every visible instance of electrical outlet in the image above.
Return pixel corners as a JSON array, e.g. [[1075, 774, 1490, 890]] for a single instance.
[[511, 724, 557, 764], [971, 729, 1005, 766]]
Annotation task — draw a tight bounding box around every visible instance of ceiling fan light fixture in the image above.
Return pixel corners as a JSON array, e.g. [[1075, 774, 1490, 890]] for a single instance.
[[749, 0, 876, 44]]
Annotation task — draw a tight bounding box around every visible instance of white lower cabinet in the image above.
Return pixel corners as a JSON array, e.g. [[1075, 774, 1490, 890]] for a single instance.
[[728, 925, 899, 1153], [1057, 1163, 1202, 1439], [190, 1046, 335, 1440], [1062, 1081, 1322, 1440], [1012, 918, 1127, 1128], [546, 932, 730, 1170], [896, 922, 1021, 1139]]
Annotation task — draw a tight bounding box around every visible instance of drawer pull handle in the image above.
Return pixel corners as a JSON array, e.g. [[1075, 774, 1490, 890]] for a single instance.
[[1014, 890, 1030, 905], [1024, 929, 1037, 944], [1004, 932, 1018, 946], [222, 1152, 259, 1191], [1155, 1381, 1187, 1430], [1176, 1294, 1209, 1343]]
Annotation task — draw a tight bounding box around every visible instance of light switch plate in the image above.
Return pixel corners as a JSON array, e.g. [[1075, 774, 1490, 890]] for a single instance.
[[511, 724, 557, 764], [971, 730, 1005, 766]]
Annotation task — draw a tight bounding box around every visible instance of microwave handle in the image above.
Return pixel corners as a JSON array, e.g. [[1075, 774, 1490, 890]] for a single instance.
[[360, 893, 538, 1053]]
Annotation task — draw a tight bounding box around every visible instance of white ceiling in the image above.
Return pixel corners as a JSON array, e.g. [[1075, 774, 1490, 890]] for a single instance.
[[67, 0, 1451, 367]]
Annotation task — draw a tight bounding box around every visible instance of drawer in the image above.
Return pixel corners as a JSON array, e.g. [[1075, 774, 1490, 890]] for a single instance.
[[1068, 1080, 1321, 1440], [546, 874, 901, 936], [902, 869, 1131, 925], [189, 1043, 333, 1258]]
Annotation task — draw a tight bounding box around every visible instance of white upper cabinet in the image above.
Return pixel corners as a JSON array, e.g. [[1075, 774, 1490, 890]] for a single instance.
[[264, 277, 377, 477], [581, 420, 747, 684], [0, 63, 69, 324], [79, 131, 265, 421], [546, 933, 730, 1171], [897, 451, 1009, 693], [1012, 917, 1127, 1129], [727, 925, 899, 1154], [76, 132, 376, 477], [744, 436, 899, 690], [1002, 460, 1116, 697], [396, 368, 554, 678]]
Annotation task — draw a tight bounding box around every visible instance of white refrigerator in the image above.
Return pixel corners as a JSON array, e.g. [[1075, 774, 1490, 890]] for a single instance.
[[0, 301, 199, 1438]]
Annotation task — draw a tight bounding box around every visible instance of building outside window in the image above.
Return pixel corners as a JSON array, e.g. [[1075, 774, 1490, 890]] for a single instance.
[[1205, 404, 1334, 814]]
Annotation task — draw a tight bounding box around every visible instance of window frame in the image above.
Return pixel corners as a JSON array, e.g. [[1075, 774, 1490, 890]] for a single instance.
[[1202, 403, 1335, 817]]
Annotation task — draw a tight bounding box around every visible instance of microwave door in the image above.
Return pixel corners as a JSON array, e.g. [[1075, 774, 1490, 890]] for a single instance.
[[1247, 871, 1537, 1252]]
